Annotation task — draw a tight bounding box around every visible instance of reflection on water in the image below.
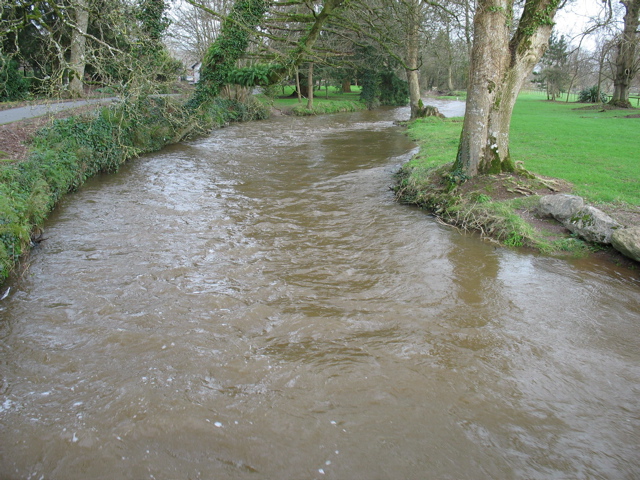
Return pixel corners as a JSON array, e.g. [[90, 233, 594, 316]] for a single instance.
[[0, 107, 639, 479]]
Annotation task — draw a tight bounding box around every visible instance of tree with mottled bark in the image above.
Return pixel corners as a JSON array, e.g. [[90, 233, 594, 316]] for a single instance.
[[609, 0, 640, 107], [454, 0, 562, 178], [306, 62, 314, 108], [69, 0, 90, 97]]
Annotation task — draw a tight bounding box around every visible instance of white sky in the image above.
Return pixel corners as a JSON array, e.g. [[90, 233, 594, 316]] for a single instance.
[[554, 0, 620, 50]]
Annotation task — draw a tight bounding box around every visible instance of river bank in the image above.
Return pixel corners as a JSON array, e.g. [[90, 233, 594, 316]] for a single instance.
[[0, 90, 372, 284], [396, 97, 640, 267], [394, 162, 640, 268], [0, 95, 272, 283]]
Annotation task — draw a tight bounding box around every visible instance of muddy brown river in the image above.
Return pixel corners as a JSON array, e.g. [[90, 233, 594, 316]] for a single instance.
[[1, 107, 639, 479]]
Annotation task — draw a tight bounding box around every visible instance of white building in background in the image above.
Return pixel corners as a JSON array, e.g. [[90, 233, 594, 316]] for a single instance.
[[189, 62, 202, 84]]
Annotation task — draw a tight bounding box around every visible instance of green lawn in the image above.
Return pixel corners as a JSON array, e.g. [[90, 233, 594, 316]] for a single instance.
[[510, 93, 639, 205], [255, 84, 366, 115], [407, 92, 640, 206], [261, 85, 364, 108]]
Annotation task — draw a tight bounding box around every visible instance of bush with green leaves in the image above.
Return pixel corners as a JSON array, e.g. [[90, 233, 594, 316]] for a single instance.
[[578, 86, 608, 103], [229, 64, 283, 87], [360, 69, 409, 110], [0, 55, 31, 101]]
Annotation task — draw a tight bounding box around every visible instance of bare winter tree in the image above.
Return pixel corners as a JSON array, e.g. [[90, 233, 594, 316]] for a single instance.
[[167, 0, 234, 62]]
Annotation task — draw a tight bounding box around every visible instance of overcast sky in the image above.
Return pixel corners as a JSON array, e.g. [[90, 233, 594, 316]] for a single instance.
[[554, 0, 621, 50]]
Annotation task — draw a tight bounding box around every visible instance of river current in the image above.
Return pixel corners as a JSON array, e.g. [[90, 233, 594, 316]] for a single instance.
[[1, 106, 639, 479]]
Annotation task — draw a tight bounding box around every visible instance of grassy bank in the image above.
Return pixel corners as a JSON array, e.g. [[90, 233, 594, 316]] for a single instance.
[[260, 85, 366, 115], [396, 93, 639, 253], [0, 95, 270, 282], [510, 93, 639, 205]]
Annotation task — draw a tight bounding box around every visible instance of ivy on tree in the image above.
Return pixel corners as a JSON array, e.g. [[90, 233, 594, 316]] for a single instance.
[[187, 0, 268, 109]]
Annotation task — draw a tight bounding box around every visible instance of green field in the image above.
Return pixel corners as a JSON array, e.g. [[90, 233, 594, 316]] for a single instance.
[[407, 92, 640, 206], [260, 85, 366, 114], [511, 93, 639, 205]]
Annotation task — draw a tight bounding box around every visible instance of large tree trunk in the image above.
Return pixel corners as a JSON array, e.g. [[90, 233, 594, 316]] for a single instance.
[[406, 67, 421, 119], [454, 0, 559, 178], [306, 62, 314, 109], [341, 77, 352, 93], [609, 0, 640, 108], [406, 0, 422, 119], [69, 0, 90, 97], [597, 42, 610, 102], [445, 21, 455, 92], [295, 66, 303, 103]]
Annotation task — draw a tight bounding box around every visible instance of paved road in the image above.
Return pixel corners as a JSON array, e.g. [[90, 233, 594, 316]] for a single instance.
[[0, 97, 117, 125]]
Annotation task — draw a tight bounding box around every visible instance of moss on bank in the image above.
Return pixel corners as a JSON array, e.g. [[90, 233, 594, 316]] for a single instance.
[[0, 95, 270, 282]]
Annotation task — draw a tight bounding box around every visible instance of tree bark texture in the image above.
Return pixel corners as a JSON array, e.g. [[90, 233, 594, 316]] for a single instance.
[[454, 0, 560, 177], [295, 67, 303, 102], [69, 0, 90, 97], [405, 0, 422, 120], [306, 62, 314, 109], [609, 0, 640, 108]]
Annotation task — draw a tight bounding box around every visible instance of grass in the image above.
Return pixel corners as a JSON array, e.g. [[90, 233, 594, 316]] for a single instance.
[[405, 91, 640, 206], [510, 92, 639, 205], [404, 117, 463, 169], [435, 90, 467, 101], [258, 85, 366, 114], [290, 100, 365, 115]]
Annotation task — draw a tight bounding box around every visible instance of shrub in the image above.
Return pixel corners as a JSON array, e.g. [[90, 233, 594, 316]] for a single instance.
[[0, 55, 31, 101], [291, 101, 364, 116], [360, 69, 409, 109], [578, 86, 608, 103]]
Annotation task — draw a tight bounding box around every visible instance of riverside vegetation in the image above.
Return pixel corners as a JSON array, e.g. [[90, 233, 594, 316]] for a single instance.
[[0, 87, 366, 283], [395, 91, 640, 256]]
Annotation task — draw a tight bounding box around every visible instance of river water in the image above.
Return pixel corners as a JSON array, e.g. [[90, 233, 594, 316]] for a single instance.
[[1, 106, 639, 479]]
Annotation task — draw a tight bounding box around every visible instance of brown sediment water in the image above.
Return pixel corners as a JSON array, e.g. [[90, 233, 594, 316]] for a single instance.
[[1, 106, 639, 479]]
